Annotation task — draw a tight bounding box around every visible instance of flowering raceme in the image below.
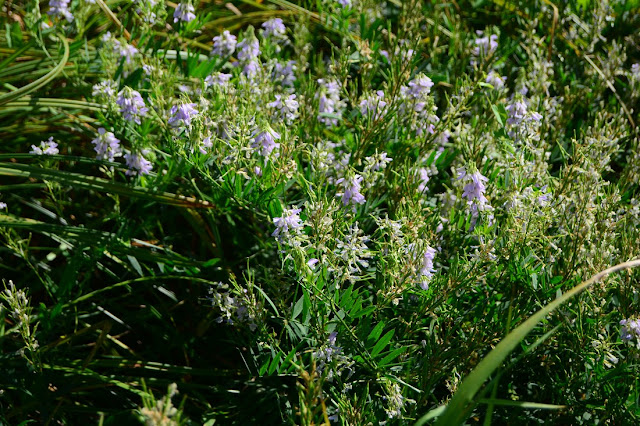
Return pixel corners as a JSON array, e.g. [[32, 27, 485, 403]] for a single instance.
[[91, 128, 122, 161], [116, 87, 148, 124], [359, 91, 387, 120], [252, 128, 281, 158], [473, 31, 498, 58], [268, 94, 299, 124], [168, 103, 199, 132], [272, 207, 304, 243], [457, 167, 492, 228], [30, 137, 59, 155], [211, 31, 237, 57], [173, 2, 196, 23], [336, 174, 366, 210], [124, 150, 153, 176], [261, 18, 287, 41], [48, 0, 73, 22], [620, 318, 640, 349], [317, 78, 345, 127]]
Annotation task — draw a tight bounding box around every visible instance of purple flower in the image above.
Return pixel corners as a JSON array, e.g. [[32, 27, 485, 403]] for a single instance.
[[0, 202, 6, 210], [205, 72, 232, 88], [336, 174, 366, 209], [368, 152, 392, 171], [419, 246, 437, 289], [242, 60, 261, 79], [317, 78, 344, 127], [268, 94, 299, 124], [116, 87, 148, 124], [92, 80, 117, 99], [173, 2, 196, 23], [407, 74, 434, 99], [272, 60, 297, 88], [261, 18, 287, 40], [359, 91, 387, 119], [237, 37, 260, 62], [506, 97, 542, 126], [30, 137, 59, 155], [460, 169, 489, 206], [168, 103, 199, 130], [48, 0, 74, 22], [117, 42, 138, 64], [473, 32, 498, 57], [620, 319, 640, 342], [212, 31, 237, 57], [485, 71, 506, 90], [417, 168, 430, 193], [92, 128, 122, 161], [199, 136, 213, 154], [506, 99, 528, 126], [252, 128, 281, 158], [272, 207, 303, 239], [124, 150, 153, 176]]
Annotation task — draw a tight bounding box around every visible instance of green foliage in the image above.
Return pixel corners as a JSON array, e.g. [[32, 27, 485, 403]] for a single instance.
[[1, 0, 640, 424]]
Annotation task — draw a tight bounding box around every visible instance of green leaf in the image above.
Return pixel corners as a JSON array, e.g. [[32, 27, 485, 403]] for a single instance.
[[371, 329, 394, 357], [367, 322, 385, 346], [378, 346, 407, 366], [292, 296, 304, 320], [490, 104, 504, 128]]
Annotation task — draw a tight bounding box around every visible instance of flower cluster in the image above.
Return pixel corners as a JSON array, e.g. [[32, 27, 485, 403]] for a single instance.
[[116, 87, 148, 124], [312, 332, 354, 381], [210, 282, 261, 332], [30, 137, 59, 155], [48, 0, 73, 22], [211, 31, 237, 57], [91, 128, 122, 162], [268, 94, 298, 124], [472, 31, 498, 59], [168, 103, 199, 132], [252, 128, 281, 159], [316, 78, 345, 127], [124, 150, 153, 176], [336, 174, 366, 210], [620, 318, 640, 348], [359, 90, 387, 120], [272, 207, 304, 244], [173, 2, 196, 23]]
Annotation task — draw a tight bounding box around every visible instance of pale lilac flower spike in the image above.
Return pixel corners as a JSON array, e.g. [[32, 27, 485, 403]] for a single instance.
[[124, 150, 153, 176], [462, 170, 489, 205], [116, 88, 148, 124], [252, 128, 281, 158], [620, 318, 640, 343], [272, 208, 303, 240], [212, 31, 237, 57], [419, 246, 437, 290], [30, 137, 59, 155], [262, 18, 287, 40], [92, 128, 122, 162], [168, 103, 199, 130], [174, 2, 196, 23], [337, 174, 366, 209], [48, 0, 74, 22]]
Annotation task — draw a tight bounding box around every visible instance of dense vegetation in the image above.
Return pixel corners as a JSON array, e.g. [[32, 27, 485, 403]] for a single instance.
[[1, 0, 640, 424]]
